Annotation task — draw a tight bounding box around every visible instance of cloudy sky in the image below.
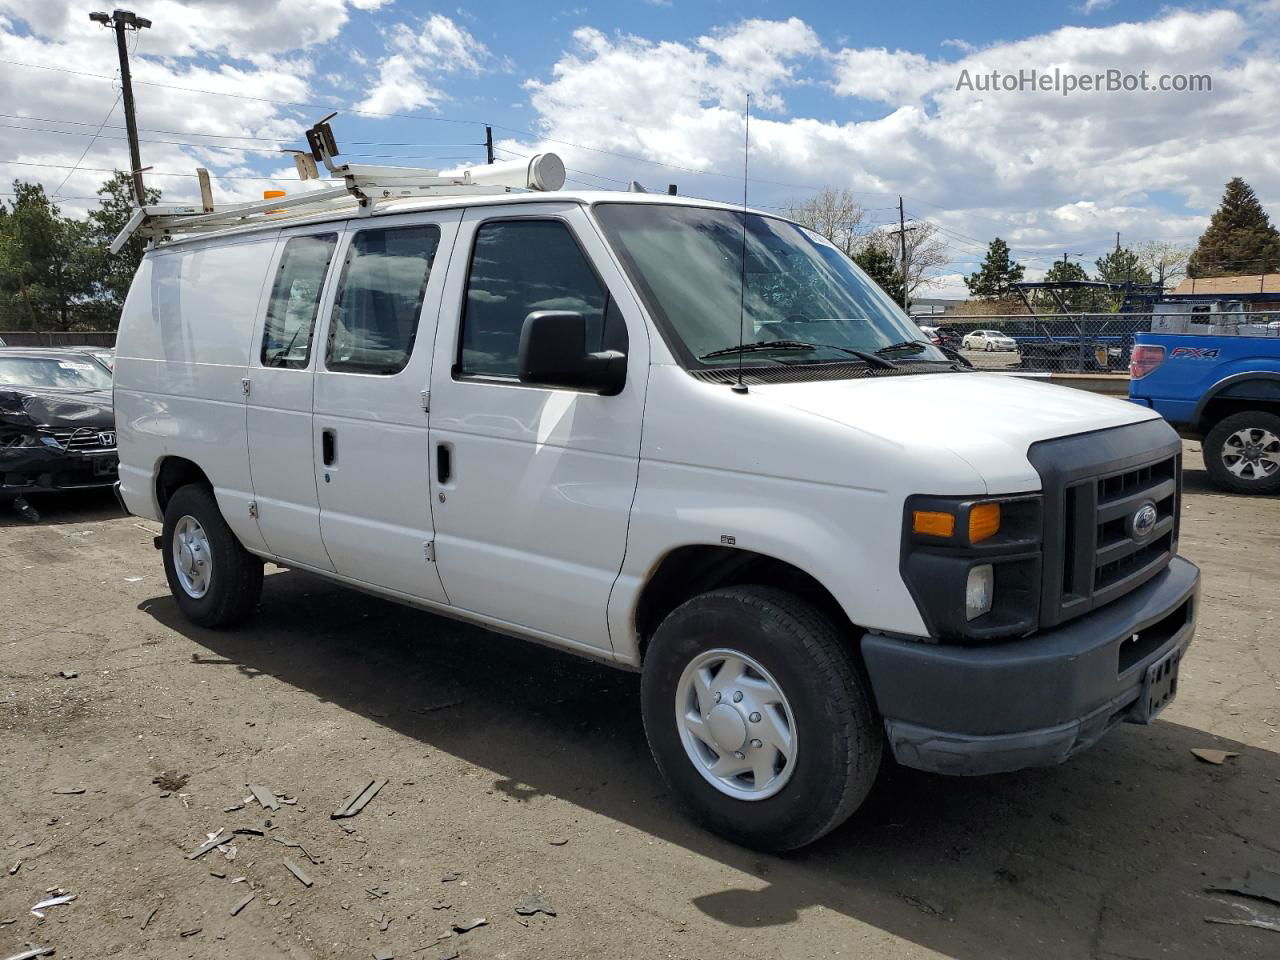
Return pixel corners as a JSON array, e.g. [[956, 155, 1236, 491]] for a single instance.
[[1, 0, 1278, 297]]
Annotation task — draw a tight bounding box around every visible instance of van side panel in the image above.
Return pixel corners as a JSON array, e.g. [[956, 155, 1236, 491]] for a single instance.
[[114, 235, 278, 552]]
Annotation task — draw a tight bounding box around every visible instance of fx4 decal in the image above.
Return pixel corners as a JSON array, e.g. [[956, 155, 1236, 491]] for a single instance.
[[1170, 346, 1220, 359]]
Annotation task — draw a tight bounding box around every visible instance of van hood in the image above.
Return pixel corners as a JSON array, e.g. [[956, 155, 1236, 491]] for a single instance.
[[750, 370, 1158, 492]]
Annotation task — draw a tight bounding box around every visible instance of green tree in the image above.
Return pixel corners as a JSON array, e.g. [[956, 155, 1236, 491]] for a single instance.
[[0, 181, 82, 330], [964, 238, 1025, 299], [1095, 245, 1152, 287], [84, 172, 161, 320], [1033, 259, 1099, 313], [853, 238, 905, 306], [1187, 177, 1280, 278]]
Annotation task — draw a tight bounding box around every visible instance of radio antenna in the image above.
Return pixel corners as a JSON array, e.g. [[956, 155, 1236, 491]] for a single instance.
[[732, 93, 751, 395]]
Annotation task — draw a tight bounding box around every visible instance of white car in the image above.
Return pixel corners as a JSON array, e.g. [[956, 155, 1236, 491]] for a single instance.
[[110, 136, 1199, 851], [962, 329, 1018, 351]]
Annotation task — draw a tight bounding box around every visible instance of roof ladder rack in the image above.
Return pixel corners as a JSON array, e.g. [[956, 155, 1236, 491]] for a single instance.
[[109, 114, 566, 254]]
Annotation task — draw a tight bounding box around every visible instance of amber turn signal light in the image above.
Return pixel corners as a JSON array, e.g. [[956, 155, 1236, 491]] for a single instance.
[[912, 510, 955, 538], [969, 502, 1001, 542]]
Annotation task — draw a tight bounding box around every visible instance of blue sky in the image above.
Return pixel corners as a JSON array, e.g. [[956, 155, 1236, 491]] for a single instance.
[[2, 0, 1278, 297]]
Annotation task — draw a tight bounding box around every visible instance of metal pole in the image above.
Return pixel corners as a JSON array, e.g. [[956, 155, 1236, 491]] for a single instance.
[[898, 196, 908, 311], [113, 16, 146, 206], [485, 126, 494, 164]]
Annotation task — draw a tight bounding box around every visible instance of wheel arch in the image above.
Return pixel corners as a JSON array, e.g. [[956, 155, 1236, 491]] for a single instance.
[[634, 544, 855, 662], [155, 456, 212, 515], [1193, 372, 1280, 432]]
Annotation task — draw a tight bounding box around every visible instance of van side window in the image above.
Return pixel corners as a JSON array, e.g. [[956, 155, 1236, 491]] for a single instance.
[[326, 225, 440, 375], [261, 233, 338, 369], [459, 219, 625, 378]]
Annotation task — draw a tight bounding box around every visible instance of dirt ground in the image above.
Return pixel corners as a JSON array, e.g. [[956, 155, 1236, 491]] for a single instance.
[[2, 441, 1278, 960]]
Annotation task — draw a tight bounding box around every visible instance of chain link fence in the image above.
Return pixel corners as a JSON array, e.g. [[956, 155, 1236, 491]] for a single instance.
[[915, 311, 1280, 373], [0, 330, 118, 347]]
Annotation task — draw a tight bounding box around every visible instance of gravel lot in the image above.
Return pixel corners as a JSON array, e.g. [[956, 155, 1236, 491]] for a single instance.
[[2, 441, 1278, 960]]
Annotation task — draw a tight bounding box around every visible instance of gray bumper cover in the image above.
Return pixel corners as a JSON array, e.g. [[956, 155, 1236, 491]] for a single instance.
[[862, 555, 1200, 776]]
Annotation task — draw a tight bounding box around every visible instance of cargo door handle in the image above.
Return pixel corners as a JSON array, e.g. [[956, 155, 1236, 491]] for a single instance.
[[322, 429, 337, 467], [436, 443, 452, 485]]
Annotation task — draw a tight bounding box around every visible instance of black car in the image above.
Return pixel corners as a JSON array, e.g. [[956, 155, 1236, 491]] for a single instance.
[[0, 348, 118, 503]]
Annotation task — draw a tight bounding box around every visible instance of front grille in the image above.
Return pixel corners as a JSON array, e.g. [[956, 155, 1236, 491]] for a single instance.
[[1029, 419, 1182, 629], [1084, 455, 1178, 597], [48, 428, 115, 453]]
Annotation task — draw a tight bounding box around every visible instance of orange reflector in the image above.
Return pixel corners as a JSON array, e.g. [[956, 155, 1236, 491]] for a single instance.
[[263, 189, 286, 199], [969, 503, 1001, 542], [912, 510, 955, 538]]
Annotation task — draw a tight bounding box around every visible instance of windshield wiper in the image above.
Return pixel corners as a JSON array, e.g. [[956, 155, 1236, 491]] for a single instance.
[[701, 340, 896, 368], [876, 339, 971, 369], [875, 339, 933, 356]]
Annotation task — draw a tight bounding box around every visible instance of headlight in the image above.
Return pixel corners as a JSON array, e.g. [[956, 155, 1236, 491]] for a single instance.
[[900, 494, 1042, 642], [965, 564, 994, 620], [0, 429, 40, 448]]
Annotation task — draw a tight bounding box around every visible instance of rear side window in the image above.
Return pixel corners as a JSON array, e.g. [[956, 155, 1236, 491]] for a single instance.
[[326, 224, 440, 375], [459, 219, 623, 378], [261, 233, 338, 369]]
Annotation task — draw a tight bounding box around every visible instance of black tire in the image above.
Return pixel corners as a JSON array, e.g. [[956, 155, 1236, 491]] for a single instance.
[[1203, 410, 1280, 495], [161, 484, 263, 627], [641, 586, 882, 852]]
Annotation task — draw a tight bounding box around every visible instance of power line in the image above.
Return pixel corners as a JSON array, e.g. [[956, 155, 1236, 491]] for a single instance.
[[0, 57, 488, 127], [51, 92, 121, 199], [0, 158, 342, 182], [0, 123, 477, 161], [0, 113, 485, 148]]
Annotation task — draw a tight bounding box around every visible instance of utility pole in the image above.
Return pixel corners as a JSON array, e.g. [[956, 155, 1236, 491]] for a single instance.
[[897, 197, 909, 311], [485, 126, 494, 165], [90, 9, 152, 206]]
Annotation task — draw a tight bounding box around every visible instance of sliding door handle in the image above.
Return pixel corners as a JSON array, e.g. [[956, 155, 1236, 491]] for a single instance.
[[322, 428, 337, 466], [436, 443, 452, 485]]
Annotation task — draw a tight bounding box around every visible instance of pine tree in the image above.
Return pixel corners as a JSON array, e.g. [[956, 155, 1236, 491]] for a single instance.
[[853, 238, 905, 306], [964, 238, 1025, 299], [1187, 177, 1280, 278], [1095, 246, 1152, 287], [1035, 259, 1097, 312]]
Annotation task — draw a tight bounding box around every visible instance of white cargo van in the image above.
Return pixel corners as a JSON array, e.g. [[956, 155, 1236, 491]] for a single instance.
[[112, 131, 1199, 850]]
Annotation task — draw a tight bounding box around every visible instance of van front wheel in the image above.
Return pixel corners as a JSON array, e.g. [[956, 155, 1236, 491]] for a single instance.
[[162, 484, 263, 627], [641, 586, 881, 851]]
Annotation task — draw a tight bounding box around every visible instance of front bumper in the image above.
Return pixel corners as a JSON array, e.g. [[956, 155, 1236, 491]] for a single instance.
[[861, 555, 1200, 776], [0, 446, 119, 497]]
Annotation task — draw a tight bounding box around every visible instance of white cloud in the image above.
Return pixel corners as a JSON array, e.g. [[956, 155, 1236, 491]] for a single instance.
[[523, 17, 822, 176], [0, 2, 490, 216], [1080, 0, 1115, 14], [356, 14, 489, 113], [0, 0, 377, 212], [511, 10, 1280, 293]]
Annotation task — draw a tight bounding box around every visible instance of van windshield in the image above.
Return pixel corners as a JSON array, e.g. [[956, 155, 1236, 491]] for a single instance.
[[592, 203, 947, 368]]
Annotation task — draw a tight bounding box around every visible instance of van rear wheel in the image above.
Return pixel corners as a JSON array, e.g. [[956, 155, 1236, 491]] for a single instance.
[[641, 586, 881, 851], [1203, 410, 1280, 495], [162, 484, 263, 627]]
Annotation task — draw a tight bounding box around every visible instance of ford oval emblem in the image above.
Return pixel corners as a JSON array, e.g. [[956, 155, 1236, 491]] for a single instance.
[[1130, 502, 1158, 540]]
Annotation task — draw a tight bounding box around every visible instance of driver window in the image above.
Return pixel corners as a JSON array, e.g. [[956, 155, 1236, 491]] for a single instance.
[[458, 219, 626, 379]]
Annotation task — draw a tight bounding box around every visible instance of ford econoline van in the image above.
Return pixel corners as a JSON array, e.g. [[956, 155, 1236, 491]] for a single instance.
[[112, 135, 1199, 850]]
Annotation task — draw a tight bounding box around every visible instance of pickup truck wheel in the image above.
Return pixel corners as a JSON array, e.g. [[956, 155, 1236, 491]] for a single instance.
[[641, 586, 881, 851], [1203, 411, 1280, 494], [162, 484, 263, 627]]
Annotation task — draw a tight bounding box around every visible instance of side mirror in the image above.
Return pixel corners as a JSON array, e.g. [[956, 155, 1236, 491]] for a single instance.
[[517, 311, 626, 395]]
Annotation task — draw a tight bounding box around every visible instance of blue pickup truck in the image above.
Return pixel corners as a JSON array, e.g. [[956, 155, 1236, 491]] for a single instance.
[[1129, 332, 1280, 493]]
